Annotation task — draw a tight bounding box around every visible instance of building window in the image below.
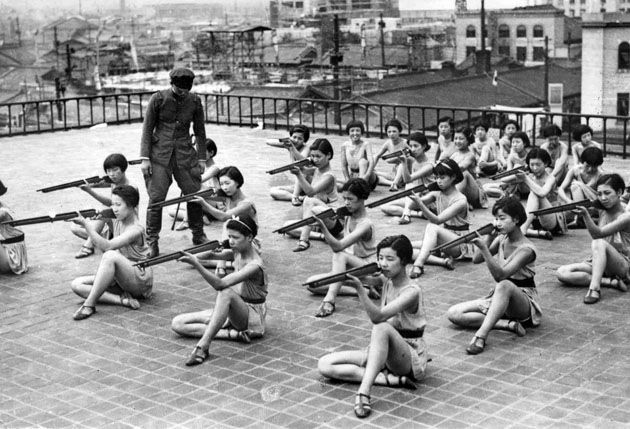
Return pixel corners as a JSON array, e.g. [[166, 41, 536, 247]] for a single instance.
[[619, 42, 630, 69], [533, 25, 544, 38], [533, 46, 545, 61], [498, 45, 510, 56], [517, 46, 527, 61], [516, 25, 526, 38], [466, 25, 476, 38], [498, 24, 509, 38], [466, 46, 476, 57]]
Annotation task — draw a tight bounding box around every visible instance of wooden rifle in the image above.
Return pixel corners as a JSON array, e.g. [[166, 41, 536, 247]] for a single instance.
[[366, 182, 440, 208], [430, 223, 495, 254], [37, 176, 113, 193], [134, 240, 223, 268], [127, 159, 143, 165], [266, 137, 292, 148], [530, 199, 602, 217], [382, 148, 411, 160], [302, 262, 381, 288], [148, 188, 227, 210], [266, 158, 313, 175], [490, 165, 527, 180], [1, 208, 115, 227], [273, 207, 351, 234]]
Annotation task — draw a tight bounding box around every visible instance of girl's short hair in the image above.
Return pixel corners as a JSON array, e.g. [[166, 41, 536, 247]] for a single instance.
[[454, 126, 475, 145], [341, 177, 371, 200], [433, 158, 464, 184], [572, 124, 594, 142], [103, 153, 128, 172], [310, 138, 334, 160], [205, 138, 217, 156], [289, 124, 310, 142], [226, 214, 258, 238], [112, 184, 139, 208], [408, 131, 429, 148], [218, 166, 244, 187], [492, 195, 527, 226], [474, 119, 490, 132], [377, 235, 414, 266], [385, 118, 403, 132], [501, 119, 520, 132], [596, 173, 626, 193], [542, 124, 562, 138], [438, 116, 454, 129], [526, 147, 552, 167], [580, 147, 604, 166], [345, 120, 365, 134], [510, 131, 531, 147]]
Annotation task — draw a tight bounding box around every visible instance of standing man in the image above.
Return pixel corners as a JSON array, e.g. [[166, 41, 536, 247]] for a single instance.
[[140, 68, 209, 257]]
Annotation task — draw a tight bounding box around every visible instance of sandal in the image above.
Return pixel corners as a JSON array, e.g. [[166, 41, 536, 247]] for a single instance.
[[293, 240, 310, 252], [291, 196, 303, 206], [466, 335, 486, 355], [354, 393, 372, 418], [315, 300, 335, 318], [73, 305, 96, 321], [508, 320, 526, 337], [383, 371, 417, 390], [75, 245, 94, 259], [389, 185, 399, 192], [583, 289, 600, 304], [444, 257, 455, 271], [398, 214, 411, 225], [185, 345, 209, 366], [120, 292, 140, 310], [409, 265, 424, 279], [175, 220, 189, 231]]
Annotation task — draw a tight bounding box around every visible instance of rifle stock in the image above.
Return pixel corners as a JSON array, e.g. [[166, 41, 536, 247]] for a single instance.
[[302, 262, 381, 288], [382, 148, 411, 160], [273, 207, 350, 234], [530, 199, 599, 216], [430, 223, 495, 254], [1, 208, 113, 227], [37, 176, 112, 193], [266, 158, 313, 175], [134, 240, 222, 268], [127, 159, 143, 165], [366, 182, 439, 208], [148, 188, 226, 210], [490, 166, 526, 180]]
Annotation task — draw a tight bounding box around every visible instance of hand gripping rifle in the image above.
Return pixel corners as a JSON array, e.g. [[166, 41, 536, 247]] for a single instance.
[[381, 148, 411, 161], [134, 240, 223, 268], [127, 159, 143, 165], [365, 181, 440, 209], [266, 137, 292, 148], [273, 206, 351, 234], [302, 262, 381, 288], [148, 188, 227, 210], [37, 176, 113, 193], [530, 199, 602, 217], [430, 223, 495, 254], [490, 165, 527, 180], [1, 208, 115, 227], [265, 158, 313, 175]]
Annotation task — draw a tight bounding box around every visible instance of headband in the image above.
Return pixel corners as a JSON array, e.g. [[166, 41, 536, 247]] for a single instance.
[[437, 160, 452, 171], [229, 215, 253, 234]]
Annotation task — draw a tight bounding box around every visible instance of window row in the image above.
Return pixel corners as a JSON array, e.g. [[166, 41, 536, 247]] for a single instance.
[[465, 45, 545, 61], [466, 24, 544, 39]]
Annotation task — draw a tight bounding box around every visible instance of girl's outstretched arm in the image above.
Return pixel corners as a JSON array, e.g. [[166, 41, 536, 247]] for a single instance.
[[178, 252, 260, 291], [472, 238, 534, 282], [347, 274, 418, 323]]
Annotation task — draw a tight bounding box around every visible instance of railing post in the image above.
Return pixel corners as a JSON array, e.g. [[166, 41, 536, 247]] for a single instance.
[[365, 104, 370, 138], [63, 100, 67, 130], [623, 118, 628, 159], [273, 99, 277, 130], [36, 103, 40, 132], [102, 95, 106, 124], [127, 95, 131, 122], [76, 99, 81, 127], [379, 105, 383, 138], [21, 103, 26, 134], [115, 95, 119, 123], [238, 96, 242, 127], [7, 105, 11, 134], [89, 98, 94, 126], [407, 107, 411, 134]]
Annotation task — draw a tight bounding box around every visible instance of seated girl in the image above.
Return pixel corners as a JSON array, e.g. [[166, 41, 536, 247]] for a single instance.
[[556, 174, 630, 304], [371, 119, 410, 191], [268, 125, 313, 206], [516, 148, 567, 240], [340, 120, 379, 191], [447, 196, 541, 355], [571, 124, 601, 166], [471, 120, 500, 177], [408, 159, 471, 277], [540, 124, 569, 186], [172, 214, 267, 366], [434, 116, 455, 162], [0, 179, 28, 275], [449, 126, 487, 209], [483, 131, 531, 199], [285, 138, 338, 252], [318, 235, 427, 419], [305, 178, 377, 318], [70, 185, 153, 320], [497, 119, 519, 166]]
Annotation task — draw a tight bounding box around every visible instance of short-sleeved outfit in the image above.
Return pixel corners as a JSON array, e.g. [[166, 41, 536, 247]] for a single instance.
[[312, 168, 338, 204], [378, 281, 428, 381], [476, 236, 542, 327], [230, 252, 268, 337], [342, 216, 377, 263], [450, 150, 488, 209], [342, 140, 379, 190], [112, 219, 153, 298], [504, 150, 530, 198], [528, 173, 568, 235], [435, 191, 474, 259], [0, 207, 27, 274]]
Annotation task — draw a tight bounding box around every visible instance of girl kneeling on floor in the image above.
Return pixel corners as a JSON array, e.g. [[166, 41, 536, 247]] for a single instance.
[[556, 174, 630, 304], [172, 214, 267, 366], [70, 185, 153, 320], [318, 234, 428, 419], [446, 196, 541, 355]]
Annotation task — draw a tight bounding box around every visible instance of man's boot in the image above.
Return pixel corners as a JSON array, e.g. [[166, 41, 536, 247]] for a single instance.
[[187, 200, 208, 245]]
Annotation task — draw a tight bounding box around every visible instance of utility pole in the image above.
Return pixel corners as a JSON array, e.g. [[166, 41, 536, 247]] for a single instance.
[[480, 0, 489, 73], [65, 44, 72, 81], [379, 13, 386, 68], [54, 26, 59, 70], [331, 14, 342, 126], [544, 35, 549, 109]]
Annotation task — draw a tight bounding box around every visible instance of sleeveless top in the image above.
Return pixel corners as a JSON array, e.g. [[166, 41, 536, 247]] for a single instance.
[[599, 210, 630, 259], [529, 172, 560, 203], [497, 235, 536, 282], [233, 252, 268, 304], [410, 159, 434, 186], [450, 150, 477, 177], [381, 281, 426, 334], [113, 219, 150, 262], [343, 216, 376, 259], [225, 196, 258, 226], [312, 168, 338, 203], [343, 140, 370, 173], [507, 150, 528, 168], [435, 191, 469, 229], [437, 135, 455, 160]]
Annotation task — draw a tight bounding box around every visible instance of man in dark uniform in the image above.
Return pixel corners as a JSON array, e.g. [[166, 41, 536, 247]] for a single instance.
[[140, 68, 209, 257]]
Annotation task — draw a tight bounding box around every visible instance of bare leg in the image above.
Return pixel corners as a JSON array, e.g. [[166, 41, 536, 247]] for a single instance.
[[195, 288, 249, 351], [473, 281, 531, 341], [413, 224, 461, 268]]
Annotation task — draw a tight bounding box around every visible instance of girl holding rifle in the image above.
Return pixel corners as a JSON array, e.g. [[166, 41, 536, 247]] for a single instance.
[[447, 196, 541, 355], [449, 126, 487, 209], [0, 179, 28, 275], [556, 174, 630, 304], [483, 131, 531, 199], [70, 185, 153, 320], [172, 214, 267, 366], [318, 235, 427, 419]]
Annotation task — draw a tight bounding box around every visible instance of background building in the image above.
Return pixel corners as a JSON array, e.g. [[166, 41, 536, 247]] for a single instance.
[[547, 0, 630, 17]]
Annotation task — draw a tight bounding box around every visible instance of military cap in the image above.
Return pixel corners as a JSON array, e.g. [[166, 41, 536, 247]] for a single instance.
[[170, 68, 195, 79], [170, 68, 195, 90]]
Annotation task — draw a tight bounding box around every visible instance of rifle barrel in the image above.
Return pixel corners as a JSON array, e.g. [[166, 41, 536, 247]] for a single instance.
[[431, 223, 494, 254], [134, 240, 221, 268], [530, 200, 594, 216], [37, 176, 103, 193], [302, 262, 381, 288], [148, 189, 223, 209], [2, 209, 100, 226], [366, 182, 436, 208], [266, 158, 311, 175], [382, 149, 409, 160], [490, 166, 526, 180]]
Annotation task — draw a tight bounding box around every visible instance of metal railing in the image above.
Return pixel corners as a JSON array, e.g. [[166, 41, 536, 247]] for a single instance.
[[1, 91, 628, 158]]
